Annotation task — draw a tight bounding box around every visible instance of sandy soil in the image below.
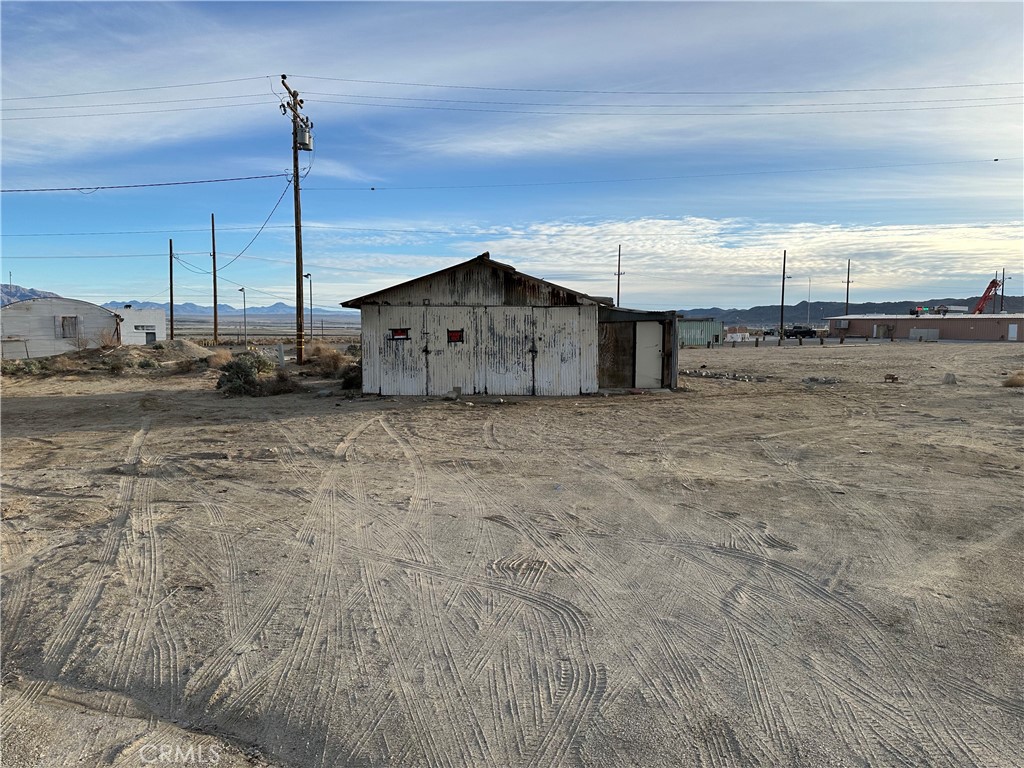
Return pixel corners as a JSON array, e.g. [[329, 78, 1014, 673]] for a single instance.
[[2, 340, 1022, 767]]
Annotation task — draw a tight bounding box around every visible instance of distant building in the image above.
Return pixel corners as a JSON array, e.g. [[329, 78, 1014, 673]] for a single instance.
[[678, 316, 726, 347], [342, 252, 677, 396], [1, 298, 166, 359], [826, 313, 1023, 342]]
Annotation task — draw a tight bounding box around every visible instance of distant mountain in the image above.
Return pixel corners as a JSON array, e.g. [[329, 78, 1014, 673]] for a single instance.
[[101, 300, 357, 317], [1, 284, 62, 305], [680, 296, 1023, 327]]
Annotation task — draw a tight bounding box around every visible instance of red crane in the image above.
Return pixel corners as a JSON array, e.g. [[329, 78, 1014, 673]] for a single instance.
[[972, 279, 1002, 314]]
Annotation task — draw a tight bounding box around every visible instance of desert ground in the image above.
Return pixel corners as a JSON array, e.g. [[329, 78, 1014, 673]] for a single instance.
[[2, 339, 1022, 767]]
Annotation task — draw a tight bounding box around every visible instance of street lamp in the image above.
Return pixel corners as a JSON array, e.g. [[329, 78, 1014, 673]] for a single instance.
[[303, 273, 313, 341], [807, 276, 812, 325], [238, 287, 247, 347]]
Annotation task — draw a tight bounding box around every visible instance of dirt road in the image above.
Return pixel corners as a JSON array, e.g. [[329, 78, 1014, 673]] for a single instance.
[[2, 340, 1022, 766]]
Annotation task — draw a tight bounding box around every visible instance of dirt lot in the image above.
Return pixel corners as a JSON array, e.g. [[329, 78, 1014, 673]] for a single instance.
[[2, 340, 1022, 767]]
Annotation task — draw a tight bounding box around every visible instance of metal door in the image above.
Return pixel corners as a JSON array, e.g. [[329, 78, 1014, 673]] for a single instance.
[[483, 307, 535, 395], [634, 321, 664, 388], [425, 307, 480, 395]]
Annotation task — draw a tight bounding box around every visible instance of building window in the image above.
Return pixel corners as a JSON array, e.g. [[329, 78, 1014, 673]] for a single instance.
[[389, 328, 410, 340], [447, 329, 464, 344], [134, 325, 156, 331], [61, 316, 78, 339]]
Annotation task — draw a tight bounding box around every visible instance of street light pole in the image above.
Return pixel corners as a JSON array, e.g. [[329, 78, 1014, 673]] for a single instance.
[[304, 273, 313, 341], [807, 276, 811, 325], [238, 287, 247, 348], [844, 259, 852, 315]]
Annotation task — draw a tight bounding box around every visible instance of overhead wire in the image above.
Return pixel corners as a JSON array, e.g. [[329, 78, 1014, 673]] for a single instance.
[[1, 173, 289, 194], [218, 180, 293, 270]]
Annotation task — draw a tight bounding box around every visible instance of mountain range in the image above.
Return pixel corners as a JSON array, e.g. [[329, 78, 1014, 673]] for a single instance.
[[2, 285, 1019, 326]]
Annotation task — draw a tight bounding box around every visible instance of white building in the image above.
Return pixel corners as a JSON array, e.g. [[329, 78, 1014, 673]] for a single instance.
[[1, 298, 166, 359]]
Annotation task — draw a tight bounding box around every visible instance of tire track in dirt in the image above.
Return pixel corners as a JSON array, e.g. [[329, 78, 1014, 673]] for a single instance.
[[1, 421, 151, 738], [379, 418, 498, 767], [183, 417, 379, 719], [671, 537, 990, 766]]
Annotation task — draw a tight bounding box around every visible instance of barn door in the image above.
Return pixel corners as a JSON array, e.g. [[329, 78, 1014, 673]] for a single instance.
[[424, 307, 479, 395], [483, 307, 534, 395], [377, 305, 427, 395], [533, 307, 583, 395]]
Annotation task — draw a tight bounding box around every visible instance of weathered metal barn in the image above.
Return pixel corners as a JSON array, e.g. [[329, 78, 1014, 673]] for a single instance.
[[1, 298, 166, 359], [343, 253, 600, 396], [826, 313, 1023, 342], [348, 251, 676, 398]]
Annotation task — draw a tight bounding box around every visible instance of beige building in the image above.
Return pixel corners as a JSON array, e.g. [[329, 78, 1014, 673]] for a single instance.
[[826, 313, 1022, 342]]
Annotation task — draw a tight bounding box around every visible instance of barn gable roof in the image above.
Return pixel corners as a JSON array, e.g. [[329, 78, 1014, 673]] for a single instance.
[[342, 252, 607, 309]]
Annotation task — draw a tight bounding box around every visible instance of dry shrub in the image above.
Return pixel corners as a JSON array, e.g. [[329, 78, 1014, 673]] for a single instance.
[[317, 349, 345, 375], [1002, 371, 1024, 388], [308, 343, 332, 358], [263, 368, 303, 396], [338, 362, 362, 390], [175, 358, 198, 374], [48, 355, 76, 372], [206, 349, 233, 369]]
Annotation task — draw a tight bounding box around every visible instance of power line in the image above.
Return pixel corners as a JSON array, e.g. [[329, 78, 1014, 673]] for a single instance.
[[308, 96, 1021, 117], [1, 93, 273, 113], [1, 101, 276, 121], [3, 251, 207, 259], [1, 173, 289, 194], [0, 76, 271, 101], [219, 180, 293, 270], [307, 157, 1018, 192], [293, 75, 1024, 96], [302, 91, 1019, 109]]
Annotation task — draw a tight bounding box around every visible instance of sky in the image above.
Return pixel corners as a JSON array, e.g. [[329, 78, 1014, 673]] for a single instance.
[[2, 1, 1022, 312]]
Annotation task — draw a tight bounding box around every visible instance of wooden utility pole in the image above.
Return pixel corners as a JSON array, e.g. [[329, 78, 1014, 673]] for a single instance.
[[280, 75, 313, 364], [211, 213, 219, 344], [168, 239, 175, 340], [1000, 267, 1006, 313]]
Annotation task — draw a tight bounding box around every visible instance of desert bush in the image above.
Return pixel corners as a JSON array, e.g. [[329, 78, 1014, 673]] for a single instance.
[[48, 355, 76, 372], [138, 357, 158, 369], [1, 359, 23, 376], [317, 349, 344, 376], [21, 359, 41, 375], [175, 358, 199, 374], [235, 349, 274, 374], [206, 349, 232, 369], [263, 368, 303, 396], [217, 356, 262, 396], [1002, 371, 1024, 388], [345, 344, 360, 357], [338, 362, 362, 390], [98, 329, 119, 349], [308, 343, 331, 358], [152, 342, 164, 350]]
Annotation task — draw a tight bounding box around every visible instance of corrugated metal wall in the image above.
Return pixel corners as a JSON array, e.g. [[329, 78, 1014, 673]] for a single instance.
[[678, 318, 725, 347], [364, 305, 598, 396]]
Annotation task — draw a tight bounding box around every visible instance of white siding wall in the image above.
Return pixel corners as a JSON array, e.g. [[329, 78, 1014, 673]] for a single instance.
[[361, 304, 598, 396], [1, 299, 117, 359], [118, 308, 166, 345]]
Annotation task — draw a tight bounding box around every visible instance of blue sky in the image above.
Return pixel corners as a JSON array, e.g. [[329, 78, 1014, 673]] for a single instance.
[[2, 1, 1021, 312]]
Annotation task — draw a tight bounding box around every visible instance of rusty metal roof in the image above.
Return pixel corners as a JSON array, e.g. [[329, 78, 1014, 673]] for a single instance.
[[341, 252, 608, 308]]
